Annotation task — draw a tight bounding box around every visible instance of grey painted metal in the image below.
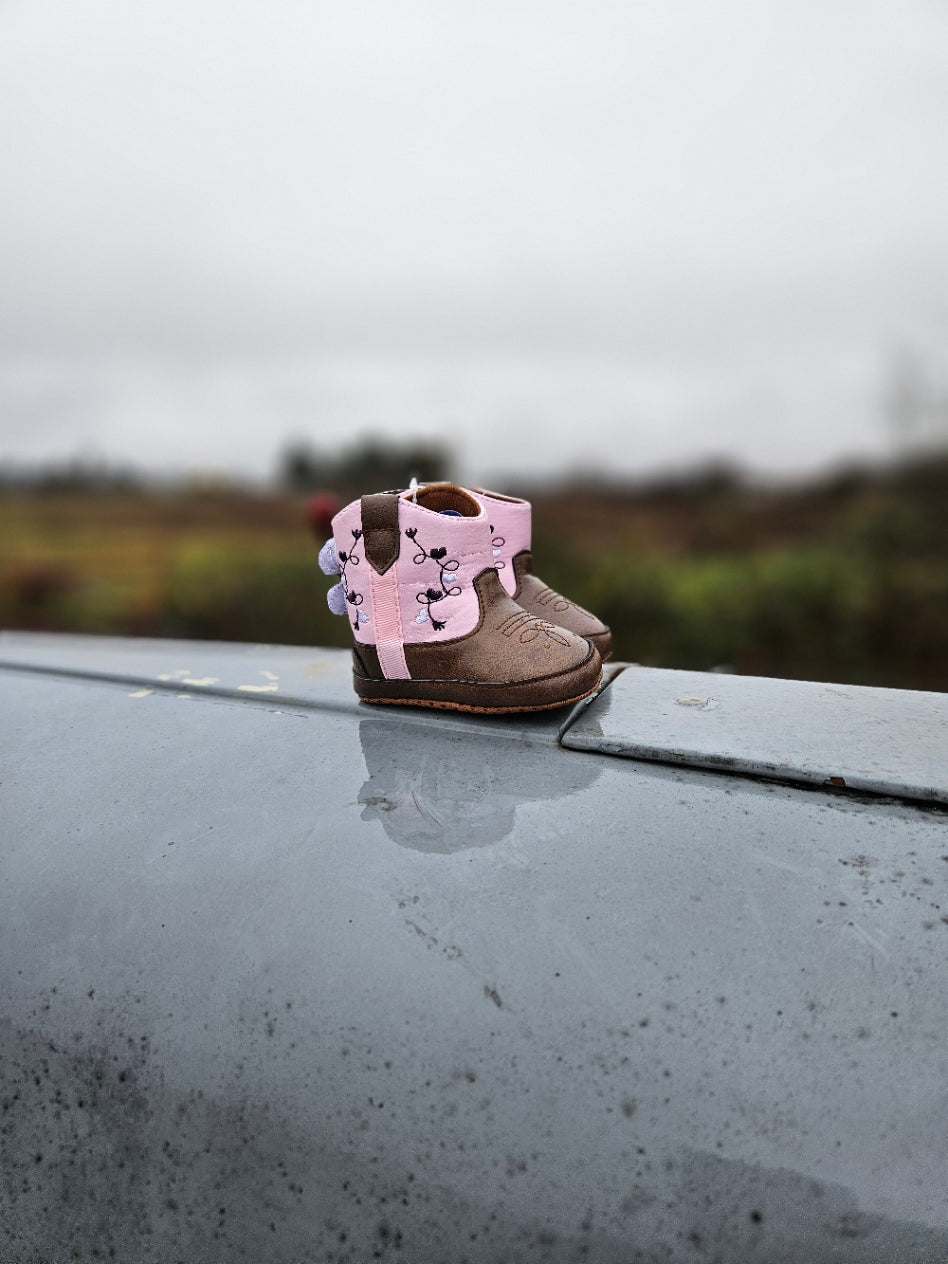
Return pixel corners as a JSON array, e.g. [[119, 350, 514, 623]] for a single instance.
[[2, 638, 948, 1262], [0, 630, 620, 743], [563, 665, 948, 805]]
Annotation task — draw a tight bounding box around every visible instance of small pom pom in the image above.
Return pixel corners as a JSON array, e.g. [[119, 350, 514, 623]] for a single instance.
[[318, 538, 341, 575], [326, 582, 347, 615]]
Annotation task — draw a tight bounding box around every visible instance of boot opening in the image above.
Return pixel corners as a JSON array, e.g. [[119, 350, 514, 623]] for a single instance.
[[410, 484, 482, 517], [470, 487, 525, 505]]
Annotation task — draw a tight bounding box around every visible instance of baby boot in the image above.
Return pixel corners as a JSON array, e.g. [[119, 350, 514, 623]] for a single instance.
[[320, 483, 602, 712], [469, 487, 613, 660]]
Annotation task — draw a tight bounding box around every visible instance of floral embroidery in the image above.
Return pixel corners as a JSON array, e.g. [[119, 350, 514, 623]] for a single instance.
[[338, 528, 369, 632], [490, 523, 506, 571], [405, 526, 461, 631]]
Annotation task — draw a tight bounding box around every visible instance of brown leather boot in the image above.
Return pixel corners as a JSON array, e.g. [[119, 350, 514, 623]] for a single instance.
[[321, 484, 602, 713], [469, 487, 613, 660]]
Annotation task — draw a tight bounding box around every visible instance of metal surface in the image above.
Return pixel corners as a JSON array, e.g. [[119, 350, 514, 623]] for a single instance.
[[0, 630, 620, 742], [564, 665, 948, 805], [2, 637, 948, 1262]]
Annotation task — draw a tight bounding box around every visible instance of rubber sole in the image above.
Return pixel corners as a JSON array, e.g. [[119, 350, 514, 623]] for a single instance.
[[353, 666, 603, 714]]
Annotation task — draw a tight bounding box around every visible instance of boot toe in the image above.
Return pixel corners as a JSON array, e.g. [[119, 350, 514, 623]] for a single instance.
[[514, 568, 613, 661], [588, 628, 613, 661]]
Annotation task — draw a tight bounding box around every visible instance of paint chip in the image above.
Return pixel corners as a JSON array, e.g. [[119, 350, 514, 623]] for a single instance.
[[238, 670, 280, 693], [676, 696, 720, 711]]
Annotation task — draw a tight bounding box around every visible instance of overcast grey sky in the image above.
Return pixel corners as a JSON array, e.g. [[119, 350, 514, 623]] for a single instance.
[[2, 0, 947, 482]]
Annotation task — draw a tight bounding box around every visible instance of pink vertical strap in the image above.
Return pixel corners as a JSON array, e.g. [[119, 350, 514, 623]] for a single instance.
[[369, 567, 410, 680]]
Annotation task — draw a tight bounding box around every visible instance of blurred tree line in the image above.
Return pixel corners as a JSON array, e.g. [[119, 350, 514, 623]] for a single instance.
[[0, 436, 450, 498], [278, 436, 448, 496], [0, 457, 144, 494], [2, 446, 947, 691]]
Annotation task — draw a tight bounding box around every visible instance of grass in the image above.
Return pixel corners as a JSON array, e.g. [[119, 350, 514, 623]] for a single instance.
[[2, 458, 947, 690]]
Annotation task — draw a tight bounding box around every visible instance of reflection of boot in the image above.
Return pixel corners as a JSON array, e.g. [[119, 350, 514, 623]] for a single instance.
[[322, 483, 602, 713], [470, 487, 613, 660], [357, 718, 602, 852]]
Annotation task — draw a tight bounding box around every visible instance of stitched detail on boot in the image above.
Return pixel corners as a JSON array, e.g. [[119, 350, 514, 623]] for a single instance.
[[533, 586, 571, 613], [489, 523, 506, 571], [495, 611, 571, 646], [405, 526, 461, 632], [338, 528, 368, 632]]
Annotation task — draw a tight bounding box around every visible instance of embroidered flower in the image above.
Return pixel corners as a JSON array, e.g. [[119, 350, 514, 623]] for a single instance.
[[405, 526, 461, 632], [318, 538, 340, 576], [490, 523, 506, 570], [327, 528, 368, 631]]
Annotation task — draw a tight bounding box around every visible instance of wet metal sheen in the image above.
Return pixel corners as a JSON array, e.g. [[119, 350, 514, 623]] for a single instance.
[[1, 634, 947, 1262]]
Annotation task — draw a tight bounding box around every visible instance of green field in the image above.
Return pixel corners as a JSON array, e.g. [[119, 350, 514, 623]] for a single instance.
[[2, 459, 947, 691]]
